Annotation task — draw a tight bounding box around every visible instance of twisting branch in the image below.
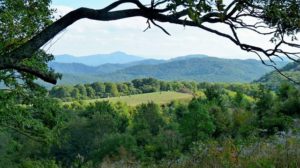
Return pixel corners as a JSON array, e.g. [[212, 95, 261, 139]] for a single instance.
[[2, 0, 300, 84], [150, 20, 171, 35], [142, 0, 171, 35], [2, 64, 59, 84]]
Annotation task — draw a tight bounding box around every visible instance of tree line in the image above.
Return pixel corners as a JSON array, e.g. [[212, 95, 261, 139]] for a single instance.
[[49, 78, 196, 100], [49, 78, 262, 101], [1, 82, 300, 167]]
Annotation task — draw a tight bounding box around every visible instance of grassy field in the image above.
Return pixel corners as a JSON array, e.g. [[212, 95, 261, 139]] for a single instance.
[[68, 91, 194, 106]]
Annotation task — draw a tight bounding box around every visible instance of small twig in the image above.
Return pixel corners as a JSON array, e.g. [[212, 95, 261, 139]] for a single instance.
[[151, 20, 171, 35], [45, 29, 68, 53], [143, 19, 151, 32]]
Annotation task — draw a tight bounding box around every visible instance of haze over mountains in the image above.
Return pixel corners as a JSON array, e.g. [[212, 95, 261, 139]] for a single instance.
[[54, 51, 144, 66], [48, 52, 288, 86]]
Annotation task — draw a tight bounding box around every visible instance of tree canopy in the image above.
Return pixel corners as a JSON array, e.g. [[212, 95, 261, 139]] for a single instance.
[[1, 0, 300, 86]]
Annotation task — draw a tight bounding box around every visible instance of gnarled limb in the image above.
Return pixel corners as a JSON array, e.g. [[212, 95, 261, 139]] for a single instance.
[[2, 0, 300, 84]]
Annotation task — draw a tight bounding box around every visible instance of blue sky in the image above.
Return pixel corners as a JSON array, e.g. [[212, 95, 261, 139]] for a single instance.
[[52, 0, 150, 9], [48, 0, 266, 59], [52, 0, 113, 8]]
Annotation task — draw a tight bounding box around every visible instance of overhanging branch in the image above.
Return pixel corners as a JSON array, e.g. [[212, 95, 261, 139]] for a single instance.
[[2, 0, 300, 84]]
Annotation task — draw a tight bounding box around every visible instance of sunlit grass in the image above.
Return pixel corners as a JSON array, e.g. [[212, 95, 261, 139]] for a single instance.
[[67, 91, 194, 106]]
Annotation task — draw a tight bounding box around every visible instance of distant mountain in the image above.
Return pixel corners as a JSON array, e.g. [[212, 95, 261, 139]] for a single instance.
[[97, 57, 287, 82], [169, 54, 209, 61], [46, 55, 288, 86], [53, 53, 209, 66], [281, 62, 300, 71], [49, 58, 166, 75], [254, 62, 300, 89], [38, 73, 101, 88], [49, 62, 96, 74], [54, 51, 145, 66], [126, 59, 166, 66]]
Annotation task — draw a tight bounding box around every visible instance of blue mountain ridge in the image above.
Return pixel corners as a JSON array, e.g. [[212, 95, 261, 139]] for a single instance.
[[44, 52, 288, 87], [54, 51, 145, 66]]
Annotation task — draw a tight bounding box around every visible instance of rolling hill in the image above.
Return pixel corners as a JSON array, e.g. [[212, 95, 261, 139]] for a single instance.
[[45, 54, 288, 86], [54, 51, 144, 66], [97, 57, 280, 82], [254, 62, 300, 89]]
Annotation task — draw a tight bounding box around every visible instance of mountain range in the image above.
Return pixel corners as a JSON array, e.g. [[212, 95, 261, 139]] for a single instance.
[[54, 51, 144, 66], [42, 52, 289, 86]]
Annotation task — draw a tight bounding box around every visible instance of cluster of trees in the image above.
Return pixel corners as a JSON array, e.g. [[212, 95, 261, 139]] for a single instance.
[[49, 78, 199, 100], [1, 82, 299, 167], [49, 77, 262, 101]]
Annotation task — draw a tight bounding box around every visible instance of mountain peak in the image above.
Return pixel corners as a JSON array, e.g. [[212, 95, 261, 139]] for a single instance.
[[54, 52, 144, 66], [111, 51, 127, 55], [170, 54, 209, 61]]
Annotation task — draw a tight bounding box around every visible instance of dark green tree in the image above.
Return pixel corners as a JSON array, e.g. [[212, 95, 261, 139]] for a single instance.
[[209, 104, 233, 138], [204, 85, 224, 102], [180, 99, 215, 147], [117, 83, 129, 96], [255, 85, 293, 135], [75, 84, 87, 99], [70, 88, 80, 99], [85, 85, 96, 98], [105, 82, 119, 97], [132, 78, 160, 93], [277, 83, 300, 116], [91, 82, 106, 97], [131, 102, 165, 147], [49, 86, 73, 98]]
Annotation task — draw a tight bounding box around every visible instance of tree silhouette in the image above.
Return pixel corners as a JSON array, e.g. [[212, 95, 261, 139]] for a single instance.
[[1, 0, 300, 85]]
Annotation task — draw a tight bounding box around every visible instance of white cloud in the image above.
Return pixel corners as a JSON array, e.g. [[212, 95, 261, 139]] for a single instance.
[[45, 5, 273, 60]]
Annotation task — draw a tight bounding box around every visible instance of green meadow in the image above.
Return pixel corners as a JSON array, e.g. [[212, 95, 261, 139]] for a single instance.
[[66, 91, 194, 106]]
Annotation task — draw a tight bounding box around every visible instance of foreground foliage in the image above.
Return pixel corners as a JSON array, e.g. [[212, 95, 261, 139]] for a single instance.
[[0, 81, 300, 167]]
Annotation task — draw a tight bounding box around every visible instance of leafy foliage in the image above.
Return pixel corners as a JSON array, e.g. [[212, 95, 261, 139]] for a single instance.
[[0, 0, 60, 89], [1, 81, 300, 167]]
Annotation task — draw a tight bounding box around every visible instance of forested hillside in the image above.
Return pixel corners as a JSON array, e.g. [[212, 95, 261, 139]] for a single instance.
[[47, 56, 288, 85], [98, 57, 282, 82], [255, 62, 300, 89]]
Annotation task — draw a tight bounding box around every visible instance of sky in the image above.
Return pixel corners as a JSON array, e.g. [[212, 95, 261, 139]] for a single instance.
[[47, 0, 271, 59]]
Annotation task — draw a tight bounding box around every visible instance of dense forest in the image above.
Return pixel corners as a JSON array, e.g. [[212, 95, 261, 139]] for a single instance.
[[1, 78, 300, 167]]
